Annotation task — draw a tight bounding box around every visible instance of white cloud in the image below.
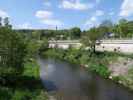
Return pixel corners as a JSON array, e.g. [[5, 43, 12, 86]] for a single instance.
[[120, 0, 133, 17], [35, 10, 63, 26], [59, 0, 94, 10], [0, 9, 9, 18], [95, 10, 104, 16], [17, 22, 32, 29], [35, 10, 53, 19]]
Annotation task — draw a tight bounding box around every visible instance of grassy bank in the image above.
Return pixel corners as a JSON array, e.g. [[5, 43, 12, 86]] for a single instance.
[[41, 48, 133, 91], [0, 59, 48, 100]]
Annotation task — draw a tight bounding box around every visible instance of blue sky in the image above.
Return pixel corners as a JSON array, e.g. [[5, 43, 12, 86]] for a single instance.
[[0, 0, 133, 30]]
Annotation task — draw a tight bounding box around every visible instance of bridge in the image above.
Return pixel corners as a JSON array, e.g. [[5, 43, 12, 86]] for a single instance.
[[96, 39, 133, 53], [49, 40, 82, 49], [49, 39, 133, 53], [97, 39, 133, 44]]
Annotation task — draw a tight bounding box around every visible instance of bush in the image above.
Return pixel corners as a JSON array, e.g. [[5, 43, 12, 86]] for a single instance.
[[89, 64, 110, 78], [0, 27, 26, 76], [0, 59, 48, 100]]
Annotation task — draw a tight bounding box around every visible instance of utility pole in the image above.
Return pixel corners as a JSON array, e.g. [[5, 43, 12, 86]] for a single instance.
[[0, 17, 2, 27], [56, 26, 57, 31]]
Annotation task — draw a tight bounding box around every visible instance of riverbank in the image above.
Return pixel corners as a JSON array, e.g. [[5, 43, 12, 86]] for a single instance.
[[41, 48, 133, 91], [0, 58, 48, 100]]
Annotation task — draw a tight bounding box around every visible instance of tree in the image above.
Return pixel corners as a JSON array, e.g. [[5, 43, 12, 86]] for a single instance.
[[31, 30, 41, 40], [3, 17, 12, 28], [4, 17, 9, 26], [100, 20, 113, 28], [113, 24, 121, 38], [39, 37, 48, 53], [98, 26, 110, 38], [82, 27, 104, 53], [0, 27, 26, 75], [26, 40, 41, 57], [99, 20, 114, 37], [119, 19, 128, 25], [127, 21, 133, 37], [70, 27, 81, 39], [112, 19, 133, 38], [118, 19, 128, 37]]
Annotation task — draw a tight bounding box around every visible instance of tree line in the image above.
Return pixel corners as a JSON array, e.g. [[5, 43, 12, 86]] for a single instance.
[[15, 19, 133, 41]]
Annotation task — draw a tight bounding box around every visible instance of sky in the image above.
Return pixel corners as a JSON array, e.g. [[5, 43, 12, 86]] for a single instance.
[[0, 0, 133, 30]]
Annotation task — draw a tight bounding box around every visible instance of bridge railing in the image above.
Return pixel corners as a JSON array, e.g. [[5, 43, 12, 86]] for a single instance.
[[49, 40, 80, 43], [49, 39, 133, 44], [96, 39, 133, 44]]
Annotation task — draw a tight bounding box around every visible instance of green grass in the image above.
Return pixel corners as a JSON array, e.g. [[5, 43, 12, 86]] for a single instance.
[[23, 59, 40, 78], [0, 59, 48, 100]]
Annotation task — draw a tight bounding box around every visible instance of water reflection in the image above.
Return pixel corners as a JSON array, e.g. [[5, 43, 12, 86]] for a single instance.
[[38, 58, 133, 100]]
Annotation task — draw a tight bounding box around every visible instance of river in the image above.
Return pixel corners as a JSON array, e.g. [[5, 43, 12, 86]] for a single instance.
[[38, 57, 133, 100]]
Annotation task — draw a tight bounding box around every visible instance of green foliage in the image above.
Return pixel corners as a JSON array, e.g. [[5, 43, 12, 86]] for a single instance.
[[15, 27, 82, 40], [42, 49, 65, 60], [0, 87, 13, 100], [39, 38, 48, 52], [70, 27, 81, 39], [26, 31, 48, 58], [26, 40, 42, 57], [31, 31, 41, 40], [113, 19, 133, 38], [23, 60, 40, 78], [112, 76, 120, 82], [0, 87, 48, 100], [0, 27, 26, 75], [0, 22, 48, 99], [82, 27, 104, 53], [89, 64, 110, 78], [0, 60, 48, 100], [34, 91, 48, 100], [11, 89, 32, 100]]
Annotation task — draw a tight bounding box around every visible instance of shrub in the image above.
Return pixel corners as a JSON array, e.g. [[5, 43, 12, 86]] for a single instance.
[[89, 64, 110, 78]]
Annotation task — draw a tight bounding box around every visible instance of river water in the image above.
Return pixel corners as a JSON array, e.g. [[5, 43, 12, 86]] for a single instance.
[[38, 57, 133, 100]]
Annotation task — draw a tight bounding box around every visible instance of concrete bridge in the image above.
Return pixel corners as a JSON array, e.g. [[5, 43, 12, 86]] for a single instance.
[[49, 39, 133, 53], [49, 40, 82, 49], [96, 39, 133, 53]]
